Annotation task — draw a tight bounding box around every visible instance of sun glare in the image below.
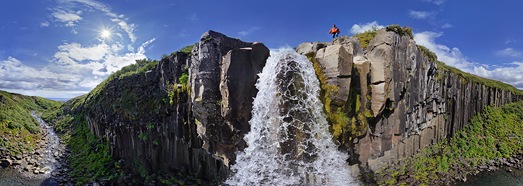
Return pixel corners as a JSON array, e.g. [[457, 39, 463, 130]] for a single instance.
[[100, 29, 111, 39]]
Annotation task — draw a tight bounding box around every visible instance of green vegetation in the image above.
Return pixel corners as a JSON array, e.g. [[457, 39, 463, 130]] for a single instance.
[[437, 61, 523, 95], [306, 52, 370, 144], [170, 44, 195, 56], [179, 45, 194, 55], [138, 132, 148, 141], [386, 24, 414, 39], [417, 45, 438, 63], [67, 115, 119, 184], [179, 73, 189, 93], [377, 101, 523, 185], [46, 98, 119, 185], [353, 28, 378, 49], [0, 90, 61, 155]]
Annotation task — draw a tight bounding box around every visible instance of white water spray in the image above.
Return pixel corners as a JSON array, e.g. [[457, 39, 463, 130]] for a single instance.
[[226, 48, 357, 186]]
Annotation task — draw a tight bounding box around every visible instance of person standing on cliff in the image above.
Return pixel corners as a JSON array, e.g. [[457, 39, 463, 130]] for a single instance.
[[329, 24, 340, 38]]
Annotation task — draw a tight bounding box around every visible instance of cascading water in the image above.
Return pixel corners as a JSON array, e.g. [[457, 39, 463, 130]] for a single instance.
[[226, 48, 357, 186]]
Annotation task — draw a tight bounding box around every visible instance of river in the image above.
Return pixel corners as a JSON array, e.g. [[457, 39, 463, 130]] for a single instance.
[[456, 169, 523, 186], [0, 113, 65, 186]]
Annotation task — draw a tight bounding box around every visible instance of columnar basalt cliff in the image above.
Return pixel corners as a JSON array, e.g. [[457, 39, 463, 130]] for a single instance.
[[297, 27, 523, 172], [81, 30, 269, 182], [74, 27, 523, 184]]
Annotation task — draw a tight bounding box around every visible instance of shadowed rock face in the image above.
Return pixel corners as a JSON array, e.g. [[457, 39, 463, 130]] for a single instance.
[[84, 30, 269, 181], [298, 28, 523, 171]]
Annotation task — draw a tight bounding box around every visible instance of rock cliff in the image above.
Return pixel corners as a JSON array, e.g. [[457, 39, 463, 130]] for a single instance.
[[73, 27, 522, 184], [297, 27, 523, 173], [80, 30, 269, 182]]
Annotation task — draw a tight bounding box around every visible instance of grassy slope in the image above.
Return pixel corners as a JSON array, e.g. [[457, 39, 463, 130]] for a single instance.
[[48, 96, 118, 185], [0, 90, 62, 155], [437, 61, 523, 95], [47, 45, 194, 184], [46, 58, 162, 184], [376, 101, 523, 185]]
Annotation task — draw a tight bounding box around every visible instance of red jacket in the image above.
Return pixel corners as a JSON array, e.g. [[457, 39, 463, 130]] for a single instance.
[[329, 27, 340, 34]]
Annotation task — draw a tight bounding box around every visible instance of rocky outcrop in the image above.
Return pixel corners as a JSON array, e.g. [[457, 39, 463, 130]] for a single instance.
[[315, 45, 353, 110], [191, 31, 269, 165], [82, 30, 269, 182], [299, 28, 523, 172]]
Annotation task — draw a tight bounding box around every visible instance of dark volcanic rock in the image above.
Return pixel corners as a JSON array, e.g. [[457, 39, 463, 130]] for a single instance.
[[296, 28, 523, 172], [83, 30, 269, 182]]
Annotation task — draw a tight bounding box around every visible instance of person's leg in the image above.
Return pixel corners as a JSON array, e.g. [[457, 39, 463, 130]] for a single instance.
[[332, 34, 335, 38]]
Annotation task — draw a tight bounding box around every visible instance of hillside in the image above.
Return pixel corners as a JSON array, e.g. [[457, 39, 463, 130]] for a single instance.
[[0, 90, 61, 156]]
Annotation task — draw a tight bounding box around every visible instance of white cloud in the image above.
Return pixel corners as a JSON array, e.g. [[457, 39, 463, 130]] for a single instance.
[[53, 43, 113, 64], [41, 21, 50, 27], [350, 21, 384, 34], [187, 13, 198, 21], [473, 62, 523, 89], [421, 0, 447, 5], [409, 10, 436, 19], [442, 23, 453, 29], [52, 9, 82, 27], [0, 38, 155, 98], [238, 27, 260, 36], [496, 48, 521, 57], [55, 0, 137, 42], [415, 31, 523, 89], [505, 39, 517, 45], [414, 31, 475, 71]]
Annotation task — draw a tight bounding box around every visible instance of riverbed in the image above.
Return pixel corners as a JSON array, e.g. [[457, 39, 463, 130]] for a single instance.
[[456, 168, 523, 186], [0, 113, 67, 186]]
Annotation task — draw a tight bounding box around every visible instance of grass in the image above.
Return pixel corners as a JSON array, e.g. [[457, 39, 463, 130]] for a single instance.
[[43, 44, 197, 184], [385, 24, 414, 39], [376, 101, 523, 185], [417, 45, 438, 63], [353, 28, 378, 49], [437, 61, 523, 95], [0, 90, 62, 155], [45, 98, 119, 185]]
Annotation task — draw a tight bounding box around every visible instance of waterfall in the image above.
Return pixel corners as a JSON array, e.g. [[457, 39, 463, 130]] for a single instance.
[[226, 48, 357, 186]]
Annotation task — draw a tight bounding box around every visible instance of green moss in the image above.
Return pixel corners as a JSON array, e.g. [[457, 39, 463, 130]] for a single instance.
[[138, 132, 148, 141], [306, 52, 371, 144], [179, 73, 189, 92], [64, 114, 119, 185], [353, 29, 378, 49]]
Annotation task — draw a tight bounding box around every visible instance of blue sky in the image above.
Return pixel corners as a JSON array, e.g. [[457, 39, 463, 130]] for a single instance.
[[1, 0, 523, 99]]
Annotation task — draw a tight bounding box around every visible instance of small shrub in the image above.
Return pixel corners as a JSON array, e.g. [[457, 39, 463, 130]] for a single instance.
[[417, 45, 438, 62], [354, 29, 379, 49], [386, 24, 414, 39]]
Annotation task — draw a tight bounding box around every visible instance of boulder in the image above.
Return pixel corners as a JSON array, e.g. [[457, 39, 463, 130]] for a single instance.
[[0, 158, 12, 167], [332, 36, 364, 56], [296, 42, 326, 55], [315, 45, 353, 108]]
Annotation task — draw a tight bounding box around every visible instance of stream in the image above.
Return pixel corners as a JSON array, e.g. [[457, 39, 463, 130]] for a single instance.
[[0, 112, 68, 186]]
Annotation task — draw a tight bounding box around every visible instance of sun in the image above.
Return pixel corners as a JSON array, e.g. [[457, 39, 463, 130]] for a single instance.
[[100, 29, 111, 39]]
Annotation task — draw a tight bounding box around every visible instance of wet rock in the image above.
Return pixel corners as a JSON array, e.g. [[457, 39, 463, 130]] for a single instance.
[[0, 158, 12, 167]]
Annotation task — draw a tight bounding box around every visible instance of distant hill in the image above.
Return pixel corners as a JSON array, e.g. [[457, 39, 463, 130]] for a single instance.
[[0, 90, 62, 155]]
